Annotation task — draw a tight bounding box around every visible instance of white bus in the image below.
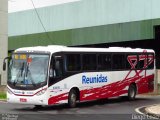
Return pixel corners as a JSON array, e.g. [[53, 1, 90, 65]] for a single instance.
[[3, 45, 155, 108]]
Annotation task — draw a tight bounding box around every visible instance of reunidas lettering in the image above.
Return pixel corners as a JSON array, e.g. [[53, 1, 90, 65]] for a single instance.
[[82, 74, 108, 84]]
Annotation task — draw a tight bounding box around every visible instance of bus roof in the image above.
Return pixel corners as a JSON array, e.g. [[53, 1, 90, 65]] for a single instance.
[[14, 45, 155, 54]]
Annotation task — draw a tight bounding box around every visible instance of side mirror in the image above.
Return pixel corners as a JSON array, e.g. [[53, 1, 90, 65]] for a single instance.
[[3, 57, 10, 71], [3, 62, 6, 71]]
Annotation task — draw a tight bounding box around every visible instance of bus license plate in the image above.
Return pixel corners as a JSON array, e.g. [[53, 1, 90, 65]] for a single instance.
[[20, 98, 27, 102]]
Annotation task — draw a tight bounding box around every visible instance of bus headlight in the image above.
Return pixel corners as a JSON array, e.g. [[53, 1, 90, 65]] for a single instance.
[[7, 88, 13, 95], [36, 88, 47, 96]]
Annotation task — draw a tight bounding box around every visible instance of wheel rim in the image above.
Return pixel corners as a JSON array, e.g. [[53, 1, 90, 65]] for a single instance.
[[70, 93, 76, 106], [130, 87, 135, 98]]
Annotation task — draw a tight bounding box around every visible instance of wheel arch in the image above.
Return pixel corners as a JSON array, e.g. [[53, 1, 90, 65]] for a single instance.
[[68, 87, 80, 101], [129, 82, 137, 92], [128, 82, 137, 101]]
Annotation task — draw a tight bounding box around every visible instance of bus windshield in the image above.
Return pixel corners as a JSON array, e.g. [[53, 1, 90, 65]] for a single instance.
[[8, 54, 49, 87]]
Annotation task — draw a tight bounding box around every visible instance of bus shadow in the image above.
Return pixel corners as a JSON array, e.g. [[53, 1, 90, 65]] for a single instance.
[[13, 97, 149, 112], [76, 97, 149, 108]]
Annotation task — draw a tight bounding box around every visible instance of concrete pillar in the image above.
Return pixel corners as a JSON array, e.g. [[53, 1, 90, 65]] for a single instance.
[[157, 69, 160, 84], [154, 69, 158, 94], [0, 0, 8, 85], [156, 69, 160, 94]]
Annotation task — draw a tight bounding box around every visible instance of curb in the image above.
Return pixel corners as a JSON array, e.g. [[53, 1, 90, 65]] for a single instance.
[[136, 104, 160, 119], [0, 99, 7, 103], [145, 104, 160, 119]]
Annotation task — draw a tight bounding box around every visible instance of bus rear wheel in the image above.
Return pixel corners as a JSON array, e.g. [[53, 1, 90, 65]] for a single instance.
[[68, 89, 77, 108], [128, 84, 136, 100]]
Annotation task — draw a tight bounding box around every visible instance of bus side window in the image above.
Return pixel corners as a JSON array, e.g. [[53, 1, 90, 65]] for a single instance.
[[66, 54, 81, 71], [112, 54, 125, 70], [82, 54, 97, 71], [98, 54, 111, 70], [50, 56, 63, 78], [126, 54, 138, 69], [55, 59, 63, 77], [138, 54, 146, 69], [147, 54, 154, 69], [49, 59, 54, 78]]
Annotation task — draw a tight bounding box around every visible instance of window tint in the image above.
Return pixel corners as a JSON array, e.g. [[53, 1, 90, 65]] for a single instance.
[[50, 56, 63, 78], [126, 54, 138, 69], [112, 54, 125, 70], [138, 54, 146, 69], [98, 54, 111, 70], [139, 59, 145, 69], [66, 54, 81, 71], [55, 59, 63, 77], [147, 54, 154, 69], [82, 54, 97, 70]]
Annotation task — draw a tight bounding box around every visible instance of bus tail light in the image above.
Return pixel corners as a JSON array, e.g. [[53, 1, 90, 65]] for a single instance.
[[36, 88, 47, 96]]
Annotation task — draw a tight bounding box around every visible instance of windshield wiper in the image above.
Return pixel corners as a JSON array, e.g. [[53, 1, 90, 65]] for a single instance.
[[21, 62, 25, 77], [24, 64, 36, 87], [13, 62, 25, 86]]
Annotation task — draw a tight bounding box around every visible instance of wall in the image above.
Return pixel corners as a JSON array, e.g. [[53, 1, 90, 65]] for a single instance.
[[0, 0, 8, 85], [8, 18, 160, 50], [8, 0, 160, 50], [9, 0, 160, 36]]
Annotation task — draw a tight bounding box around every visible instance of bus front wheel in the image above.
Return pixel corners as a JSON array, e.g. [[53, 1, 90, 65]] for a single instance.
[[68, 89, 77, 108], [128, 84, 136, 101], [34, 105, 43, 109]]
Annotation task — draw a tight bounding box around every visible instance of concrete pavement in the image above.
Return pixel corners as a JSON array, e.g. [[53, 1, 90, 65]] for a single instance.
[[0, 95, 160, 119], [145, 104, 160, 118]]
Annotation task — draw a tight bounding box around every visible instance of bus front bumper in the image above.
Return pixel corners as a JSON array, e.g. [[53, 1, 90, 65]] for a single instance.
[[7, 93, 48, 105]]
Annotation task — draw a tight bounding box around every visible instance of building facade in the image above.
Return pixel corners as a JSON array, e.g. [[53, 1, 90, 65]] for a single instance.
[[0, 0, 7, 85], [8, 0, 160, 67]]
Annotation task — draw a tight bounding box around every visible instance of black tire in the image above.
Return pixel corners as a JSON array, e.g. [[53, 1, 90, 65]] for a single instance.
[[128, 84, 136, 101], [68, 89, 77, 108], [34, 105, 43, 109]]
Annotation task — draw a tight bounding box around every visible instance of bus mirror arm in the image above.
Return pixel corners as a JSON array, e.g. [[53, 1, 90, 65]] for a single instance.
[[3, 57, 10, 71]]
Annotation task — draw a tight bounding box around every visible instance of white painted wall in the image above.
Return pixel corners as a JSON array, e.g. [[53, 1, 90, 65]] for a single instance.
[[0, 0, 8, 85]]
